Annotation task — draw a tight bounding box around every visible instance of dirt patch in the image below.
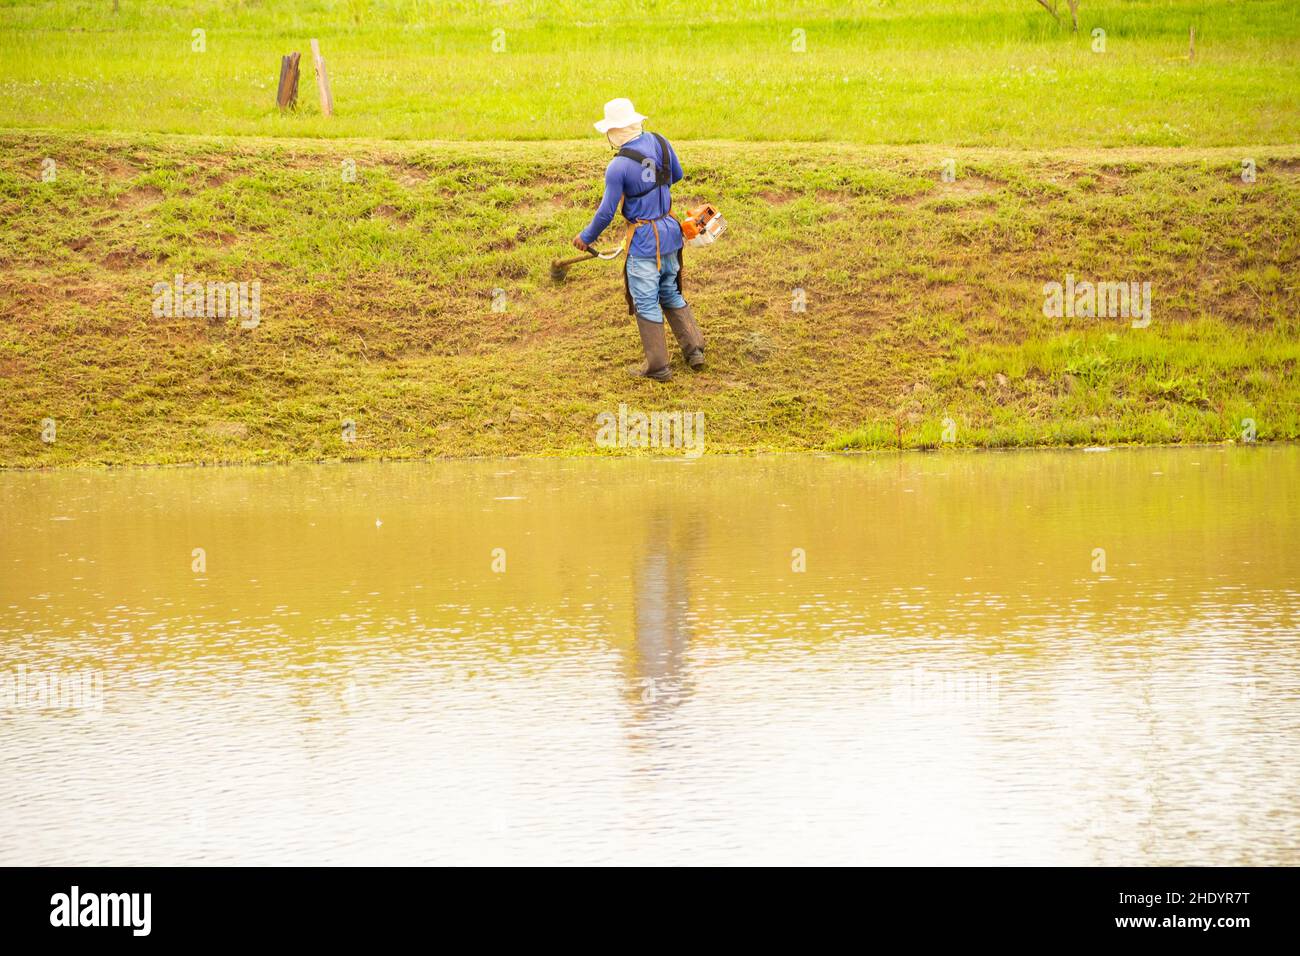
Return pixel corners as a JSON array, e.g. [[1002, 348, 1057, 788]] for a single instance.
[[1265, 158, 1300, 175], [368, 204, 412, 223], [100, 157, 141, 180], [515, 194, 571, 215], [392, 165, 429, 187], [114, 184, 163, 209], [1065, 167, 1131, 192], [941, 173, 1001, 195], [102, 248, 152, 270], [894, 173, 1001, 207], [196, 230, 238, 248], [1096, 163, 1144, 178], [893, 189, 929, 207], [0, 356, 27, 378]]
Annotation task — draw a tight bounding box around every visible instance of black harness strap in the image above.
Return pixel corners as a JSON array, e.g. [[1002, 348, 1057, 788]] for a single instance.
[[616, 132, 672, 201], [623, 256, 635, 315]]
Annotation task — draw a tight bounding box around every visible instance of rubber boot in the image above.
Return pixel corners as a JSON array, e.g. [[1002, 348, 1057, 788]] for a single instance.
[[663, 303, 705, 370], [628, 315, 673, 381]]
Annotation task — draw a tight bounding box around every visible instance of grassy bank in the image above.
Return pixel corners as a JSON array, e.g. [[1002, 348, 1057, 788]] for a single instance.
[[1, 130, 1297, 466], [0, 0, 1297, 145]]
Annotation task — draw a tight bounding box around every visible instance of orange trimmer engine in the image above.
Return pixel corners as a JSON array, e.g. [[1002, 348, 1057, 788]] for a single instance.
[[682, 203, 727, 247]]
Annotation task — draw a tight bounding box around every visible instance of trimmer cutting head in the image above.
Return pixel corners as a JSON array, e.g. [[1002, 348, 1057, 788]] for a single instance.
[[548, 244, 625, 282]]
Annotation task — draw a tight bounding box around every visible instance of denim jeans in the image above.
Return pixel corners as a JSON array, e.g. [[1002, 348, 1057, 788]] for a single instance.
[[626, 253, 686, 324]]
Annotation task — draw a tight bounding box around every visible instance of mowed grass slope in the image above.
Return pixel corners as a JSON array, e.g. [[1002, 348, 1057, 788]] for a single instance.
[[0, 0, 1297, 145], [1, 131, 1297, 466], [2, 1, 1297, 466]]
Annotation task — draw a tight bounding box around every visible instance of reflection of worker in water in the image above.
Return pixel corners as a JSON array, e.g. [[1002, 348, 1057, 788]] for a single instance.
[[628, 506, 701, 714]]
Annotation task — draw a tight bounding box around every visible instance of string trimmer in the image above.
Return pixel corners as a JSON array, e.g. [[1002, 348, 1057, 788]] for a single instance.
[[549, 243, 624, 282]]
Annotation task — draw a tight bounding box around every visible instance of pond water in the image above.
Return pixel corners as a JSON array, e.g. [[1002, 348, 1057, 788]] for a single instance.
[[1, 447, 1297, 865]]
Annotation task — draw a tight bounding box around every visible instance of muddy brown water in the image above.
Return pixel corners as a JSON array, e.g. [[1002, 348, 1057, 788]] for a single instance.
[[1, 447, 1297, 864]]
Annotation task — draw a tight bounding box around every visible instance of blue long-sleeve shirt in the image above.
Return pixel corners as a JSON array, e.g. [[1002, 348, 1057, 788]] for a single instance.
[[579, 132, 684, 259]]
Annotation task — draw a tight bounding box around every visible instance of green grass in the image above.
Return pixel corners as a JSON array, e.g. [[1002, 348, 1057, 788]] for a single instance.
[[0, 1, 1297, 145], [2, 130, 1297, 466], [1, 2, 1297, 465]]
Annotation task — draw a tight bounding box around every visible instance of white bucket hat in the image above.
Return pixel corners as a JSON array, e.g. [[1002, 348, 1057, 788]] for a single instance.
[[594, 97, 647, 134]]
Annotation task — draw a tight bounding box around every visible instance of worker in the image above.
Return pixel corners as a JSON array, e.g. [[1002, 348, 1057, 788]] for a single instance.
[[572, 98, 705, 381]]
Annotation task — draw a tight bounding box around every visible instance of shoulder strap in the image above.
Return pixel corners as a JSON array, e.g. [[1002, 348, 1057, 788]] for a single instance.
[[616, 134, 672, 198], [616, 134, 670, 171], [651, 133, 671, 172]]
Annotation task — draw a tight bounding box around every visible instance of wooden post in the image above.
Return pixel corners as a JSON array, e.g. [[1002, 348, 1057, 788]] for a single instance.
[[277, 52, 301, 112], [1189, 26, 1196, 62], [310, 39, 334, 118]]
